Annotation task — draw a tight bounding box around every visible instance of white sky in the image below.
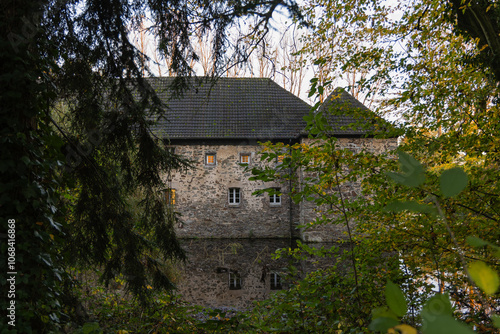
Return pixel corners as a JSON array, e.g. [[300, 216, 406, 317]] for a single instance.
[[130, 0, 404, 113]]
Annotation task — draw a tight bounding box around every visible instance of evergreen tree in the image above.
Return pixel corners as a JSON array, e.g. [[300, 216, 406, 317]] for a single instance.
[[0, 0, 303, 331]]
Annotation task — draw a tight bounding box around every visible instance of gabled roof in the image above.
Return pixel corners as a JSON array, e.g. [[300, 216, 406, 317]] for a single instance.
[[147, 77, 312, 140], [146, 77, 392, 140], [317, 88, 393, 136]]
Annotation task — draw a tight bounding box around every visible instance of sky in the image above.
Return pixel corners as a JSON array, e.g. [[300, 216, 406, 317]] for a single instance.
[[128, 6, 318, 103], [128, 0, 404, 115]]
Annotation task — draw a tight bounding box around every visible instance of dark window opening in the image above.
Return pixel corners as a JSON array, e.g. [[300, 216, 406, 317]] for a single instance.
[[229, 271, 242, 290], [270, 272, 282, 290]]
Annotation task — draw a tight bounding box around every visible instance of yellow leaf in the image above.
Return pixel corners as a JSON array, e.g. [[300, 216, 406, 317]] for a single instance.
[[49, 234, 54, 240], [36, 222, 43, 226], [468, 261, 499, 295], [479, 43, 490, 52], [394, 324, 418, 334]]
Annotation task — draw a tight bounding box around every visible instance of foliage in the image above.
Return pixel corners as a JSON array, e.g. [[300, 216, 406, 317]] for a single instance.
[[248, 136, 498, 333], [0, 2, 69, 332], [371, 153, 499, 333], [247, 1, 500, 328], [3, 0, 500, 332], [0, 0, 305, 331], [252, 0, 500, 332], [240, 252, 403, 333], [66, 270, 243, 333], [247, 135, 408, 333]]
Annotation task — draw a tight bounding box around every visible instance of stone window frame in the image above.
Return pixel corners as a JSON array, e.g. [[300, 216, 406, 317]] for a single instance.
[[269, 187, 281, 206], [239, 153, 251, 164], [205, 152, 216, 166], [228, 187, 241, 206]]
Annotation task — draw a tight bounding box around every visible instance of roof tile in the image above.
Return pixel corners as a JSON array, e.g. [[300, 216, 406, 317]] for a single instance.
[[146, 77, 382, 139]]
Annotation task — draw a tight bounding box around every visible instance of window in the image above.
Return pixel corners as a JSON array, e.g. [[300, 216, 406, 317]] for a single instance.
[[163, 189, 176, 205], [269, 188, 281, 205], [229, 271, 242, 290], [228, 188, 240, 205], [270, 273, 282, 290], [240, 153, 250, 164], [205, 153, 216, 165]]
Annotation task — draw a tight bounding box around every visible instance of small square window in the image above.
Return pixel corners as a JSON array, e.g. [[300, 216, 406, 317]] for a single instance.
[[163, 189, 176, 205], [229, 188, 240, 205], [240, 154, 250, 164], [269, 188, 281, 205], [205, 153, 216, 165]]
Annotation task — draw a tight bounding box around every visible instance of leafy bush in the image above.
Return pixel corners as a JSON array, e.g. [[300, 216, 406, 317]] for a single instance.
[[68, 271, 244, 333]]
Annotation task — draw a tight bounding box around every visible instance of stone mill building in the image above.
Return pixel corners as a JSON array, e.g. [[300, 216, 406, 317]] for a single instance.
[[149, 77, 397, 242]]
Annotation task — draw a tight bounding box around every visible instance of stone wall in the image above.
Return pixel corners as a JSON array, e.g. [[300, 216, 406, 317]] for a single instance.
[[167, 137, 397, 241], [298, 137, 398, 242], [169, 142, 296, 239]]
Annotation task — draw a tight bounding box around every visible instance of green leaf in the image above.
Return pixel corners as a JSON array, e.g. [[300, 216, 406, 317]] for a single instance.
[[398, 151, 422, 173], [385, 281, 407, 317], [368, 317, 399, 332], [82, 322, 102, 334], [372, 306, 398, 320], [385, 151, 425, 187], [308, 84, 317, 97], [466, 236, 500, 257], [466, 236, 490, 248], [440, 167, 468, 198], [468, 261, 499, 295], [422, 293, 453, 316], [492, 315, 500, 328], [421, 312, 474, 334], [384, 200, 437, 215]]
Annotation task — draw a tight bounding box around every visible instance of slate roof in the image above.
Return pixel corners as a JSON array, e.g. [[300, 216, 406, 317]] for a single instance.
[[317, 88, 382, 136], [145, 77, 387, 140], [147, 77, 312, 140]]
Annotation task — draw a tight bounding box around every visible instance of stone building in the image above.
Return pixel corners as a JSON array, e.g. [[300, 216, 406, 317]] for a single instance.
[[149, 77, 397, 242]]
